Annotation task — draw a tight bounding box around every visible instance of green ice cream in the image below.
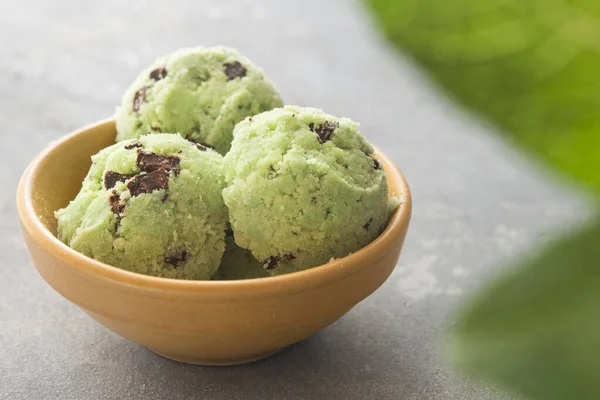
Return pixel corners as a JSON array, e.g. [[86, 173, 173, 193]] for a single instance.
[[211, 235, 269, 280], [55, 134, 228, 280], [223, 106, 396, 276], [115, 46, 284, 154]]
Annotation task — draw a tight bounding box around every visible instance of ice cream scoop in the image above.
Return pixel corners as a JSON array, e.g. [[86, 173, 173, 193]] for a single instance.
[[115, 46, 283, 154], [223, 106, 398, 275], [56, 133, 228, 280]]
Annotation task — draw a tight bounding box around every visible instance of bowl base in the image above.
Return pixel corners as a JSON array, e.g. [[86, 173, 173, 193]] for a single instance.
[[148, 347, 285, 366]]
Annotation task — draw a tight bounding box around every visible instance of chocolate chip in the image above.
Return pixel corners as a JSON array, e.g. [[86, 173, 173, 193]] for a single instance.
[[363, 218, 373, 230], [132, 88, 146, 112], [308, 122, 315, 132], [108, 190, 125, 215], [343, 164, 348, 169], [223, 61, 247, 80], [104, 171, 135, 189], [150, 127, 160, 132], [161, 193, 169, 203], [311, 196, 317, 203], [165, 248, 188, 267], [109, 190, 125, 231], [124, 141, 143, 150], [127, 169, 169, 196], [263, 253, 296, 270], [149, 66, 167, 81], [368, 154, 381, 170], [137, 152, 180, 173], [314, 121, 339, 143]]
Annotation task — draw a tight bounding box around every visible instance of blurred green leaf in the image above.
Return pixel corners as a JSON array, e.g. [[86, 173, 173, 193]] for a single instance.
[[447, 218, 600, 400], [367, 0, 600, 193]]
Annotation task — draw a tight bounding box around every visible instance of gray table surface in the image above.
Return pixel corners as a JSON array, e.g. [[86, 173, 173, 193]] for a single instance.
[[0, 0, 590, 399]]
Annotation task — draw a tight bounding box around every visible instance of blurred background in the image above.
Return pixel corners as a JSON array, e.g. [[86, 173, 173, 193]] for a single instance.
[[0, 0, 589, 399]]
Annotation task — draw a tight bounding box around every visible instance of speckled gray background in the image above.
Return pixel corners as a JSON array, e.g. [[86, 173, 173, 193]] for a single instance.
[[0, 0, 590, 399]]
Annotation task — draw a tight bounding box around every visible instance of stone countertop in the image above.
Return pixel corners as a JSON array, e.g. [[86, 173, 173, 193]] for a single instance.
[[0, 0, 588, 399]]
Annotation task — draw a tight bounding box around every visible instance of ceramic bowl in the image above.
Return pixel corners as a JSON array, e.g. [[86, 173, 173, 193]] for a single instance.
[[16, 119, 412, 365]]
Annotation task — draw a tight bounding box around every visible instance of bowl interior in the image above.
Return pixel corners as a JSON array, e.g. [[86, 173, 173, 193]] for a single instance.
[[30, 121, 116, 235]]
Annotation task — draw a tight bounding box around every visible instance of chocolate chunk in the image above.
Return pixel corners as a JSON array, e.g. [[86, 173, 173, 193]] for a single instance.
[[149, 66, 167, 81], [108, 190, 125, 215], [223, 61, 247, 80], [363, 218, 373, 230], [132, 87, 146, 112], [124, 141, 143, 150], [104, 171, 135, 189], [165, 248, 188, 267], [263, 253, 296, 270], [109, 190, 125, 232], [137, 152, 180, 173], [368, 154, 381, 170], [314, 121, 339, 143], [308, 122, 315, 132], [127, 169, 169, 196]]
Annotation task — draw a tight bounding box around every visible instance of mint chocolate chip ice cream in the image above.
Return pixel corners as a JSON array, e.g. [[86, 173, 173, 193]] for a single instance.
[[55, 133, 228, 280], [222, 106, 397, 276], [115, 46, 283, 155], [211, 235, 269, 280]]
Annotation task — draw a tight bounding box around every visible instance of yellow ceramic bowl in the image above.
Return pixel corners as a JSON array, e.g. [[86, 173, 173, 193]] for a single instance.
[[17, 119, 412, 365]]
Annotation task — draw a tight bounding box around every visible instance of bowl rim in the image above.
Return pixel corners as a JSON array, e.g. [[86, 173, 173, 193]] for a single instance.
[[17, 118, 412, 294]]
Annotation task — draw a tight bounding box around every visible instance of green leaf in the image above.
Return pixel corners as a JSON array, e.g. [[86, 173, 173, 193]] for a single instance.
[[447, 217, 600, 400], [367, 0, 600, 193]]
